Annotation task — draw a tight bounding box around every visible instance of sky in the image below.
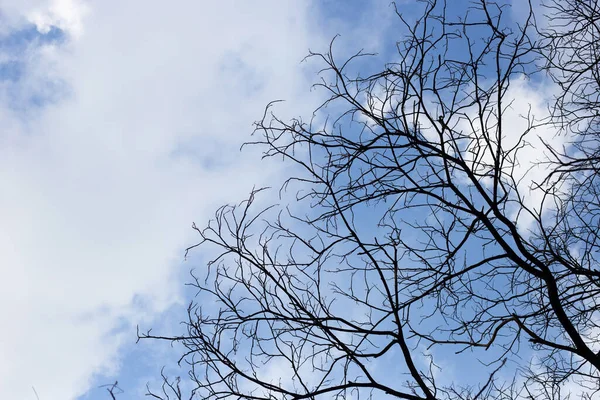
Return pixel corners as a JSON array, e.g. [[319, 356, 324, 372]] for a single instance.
[[0, 1, 399, 399], [0, 0, 583, 399]]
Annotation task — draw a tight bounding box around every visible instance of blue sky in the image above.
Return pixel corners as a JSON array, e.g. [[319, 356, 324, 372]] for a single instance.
[[0, 0, 572, 399], [0, 26, 62, 81]]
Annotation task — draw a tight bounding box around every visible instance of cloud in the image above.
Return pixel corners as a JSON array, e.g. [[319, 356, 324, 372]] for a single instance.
[[0, 0, 86, 37], [0, 1, 332, 399]]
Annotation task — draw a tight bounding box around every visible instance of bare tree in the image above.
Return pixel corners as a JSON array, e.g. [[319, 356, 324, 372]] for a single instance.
[[136, 1, 600, 399]]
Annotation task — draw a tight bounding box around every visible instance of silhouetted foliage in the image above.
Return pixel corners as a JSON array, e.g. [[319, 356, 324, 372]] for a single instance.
[[132, 1, 600, 399]]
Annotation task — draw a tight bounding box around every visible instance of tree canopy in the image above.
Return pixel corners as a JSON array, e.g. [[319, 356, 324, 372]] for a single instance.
[[137, 1, 600, 399]]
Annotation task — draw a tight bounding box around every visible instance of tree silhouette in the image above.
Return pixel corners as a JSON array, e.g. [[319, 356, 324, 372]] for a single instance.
[[137, 1, 600, 399]]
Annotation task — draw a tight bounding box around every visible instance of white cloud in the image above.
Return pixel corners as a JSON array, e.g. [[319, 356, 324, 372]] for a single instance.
[[0, 1, 333, 399], [0, 0, 86, 36], [29, 0, 88, 36]]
